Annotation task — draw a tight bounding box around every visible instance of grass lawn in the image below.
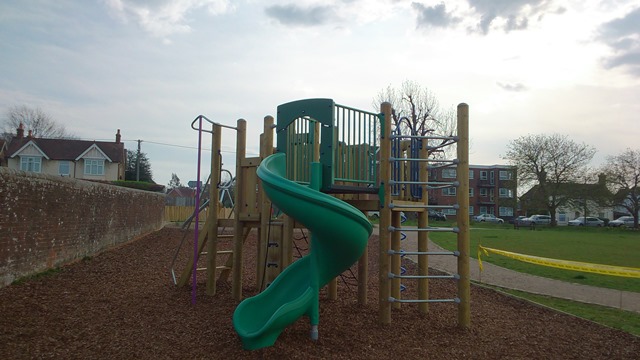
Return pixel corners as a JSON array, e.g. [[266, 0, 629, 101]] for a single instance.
[[427, 223, 640, 292], [482, 284, 640, 336]]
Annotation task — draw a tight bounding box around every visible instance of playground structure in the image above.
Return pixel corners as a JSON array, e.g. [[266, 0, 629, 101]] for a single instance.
[[173, 99, 470, 350]]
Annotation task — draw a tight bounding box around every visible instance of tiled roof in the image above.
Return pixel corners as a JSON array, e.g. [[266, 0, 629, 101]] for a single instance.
[[167, 187, 196, 198], [7, 137, 125, 163]]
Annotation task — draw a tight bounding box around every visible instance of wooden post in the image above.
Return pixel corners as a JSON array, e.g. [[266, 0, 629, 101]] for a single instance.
[[206, 124, 222, 295], [177, 224, 209, 287], [418, 138, 429, 313], [456, 103, 471, 328], [232, 119, 247, 300], [379, 102, 392, 324], [260, 116, 276, 289]]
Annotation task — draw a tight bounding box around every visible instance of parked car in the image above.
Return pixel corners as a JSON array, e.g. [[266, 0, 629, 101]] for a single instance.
[[473, 214, 504, 224], [510, 216, 527, 225], [368, 211, 407, 222], [609, 216, 635, 227], [567, 216, 604, 227], [521, 214, 552, 226], [428, 210, 447, 221]]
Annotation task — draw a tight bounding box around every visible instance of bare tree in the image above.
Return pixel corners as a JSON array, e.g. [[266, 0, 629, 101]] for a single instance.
[[373, 80, 457, 158], [167, 173, 183, 190], [2, 105, 72, 139], [601, 148, 640, 228], [503, 134, 596, 226]]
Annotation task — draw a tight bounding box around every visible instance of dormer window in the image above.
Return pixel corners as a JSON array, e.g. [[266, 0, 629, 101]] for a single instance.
[[20, 156, 42, 173], [59, 161, 70, 176], [84, 159, 105, 175]]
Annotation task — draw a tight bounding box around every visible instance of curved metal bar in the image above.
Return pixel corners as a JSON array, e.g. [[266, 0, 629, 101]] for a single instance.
[[190, 115, 238, 133], [219, 169, 234, 189]]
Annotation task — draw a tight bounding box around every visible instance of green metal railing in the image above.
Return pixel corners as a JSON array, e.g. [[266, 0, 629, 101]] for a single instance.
[[276, 99, 382, 192], [333, 104, 380, 189]]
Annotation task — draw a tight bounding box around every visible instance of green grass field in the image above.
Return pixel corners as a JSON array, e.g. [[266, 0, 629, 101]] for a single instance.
[[483, 284, 640, 336], [428, 223, 640, 292]]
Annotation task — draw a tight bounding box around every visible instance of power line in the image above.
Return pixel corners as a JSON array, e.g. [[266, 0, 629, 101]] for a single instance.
[[88, 138, 258, 156], [127, 139, 259, 156]]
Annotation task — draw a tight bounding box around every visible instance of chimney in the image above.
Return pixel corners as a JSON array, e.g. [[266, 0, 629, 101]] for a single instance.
[[598, 173, 606, 185], [16, 123, 24, 139], [115, 129, 121, 144], [27, 130, 33, 138]]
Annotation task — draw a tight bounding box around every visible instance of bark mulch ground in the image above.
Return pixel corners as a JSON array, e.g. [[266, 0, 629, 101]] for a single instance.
[[1, 227, 638, 359]]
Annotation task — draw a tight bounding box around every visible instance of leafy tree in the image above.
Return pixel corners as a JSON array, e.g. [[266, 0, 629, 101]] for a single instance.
[[2, 105, 74, 140], [601, 148, 640, 228], [503, 134, 596, 226], [125, 149, 154, 182], [168, 173, 182, 190]]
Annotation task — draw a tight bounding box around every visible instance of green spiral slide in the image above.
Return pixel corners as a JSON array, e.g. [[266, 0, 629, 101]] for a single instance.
[[233, 152, 372, 350]]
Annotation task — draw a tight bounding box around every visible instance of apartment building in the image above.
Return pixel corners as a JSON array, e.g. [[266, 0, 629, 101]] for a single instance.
[[427, 164, 518, 221]]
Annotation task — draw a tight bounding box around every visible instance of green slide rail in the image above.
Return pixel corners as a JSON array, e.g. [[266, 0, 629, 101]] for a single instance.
[[232, 152, 372, 350]]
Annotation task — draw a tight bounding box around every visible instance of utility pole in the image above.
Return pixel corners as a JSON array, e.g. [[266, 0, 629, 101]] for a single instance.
[[136, 139, 142, 181]]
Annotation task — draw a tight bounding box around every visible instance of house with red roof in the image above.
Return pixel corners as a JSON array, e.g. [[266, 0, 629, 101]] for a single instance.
[[165, 187, 197, 206], [3, 124, 126, 181]]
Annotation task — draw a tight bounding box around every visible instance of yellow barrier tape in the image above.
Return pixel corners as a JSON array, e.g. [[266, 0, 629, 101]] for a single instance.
[[477, 246, 489, 272], [478, 245, 640, 278]]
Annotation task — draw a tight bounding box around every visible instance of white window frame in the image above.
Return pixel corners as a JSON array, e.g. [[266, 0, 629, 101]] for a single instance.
[[442, 187, 457, 196], [59, 161, 70, 176], [443, 208, 456, 215], [468, 206, 474, 215], [20, 156, 42, 173], [558, 212, 566, 222], [499, 207, 514, 216], [84, 159, 105, 176], [469, 188, 474, 197], [499, 188, 513, 198], [479, 188, 488, 197], [480, 171, 488, 180], [442, 168, 456, 179], [469, 170, 474, 179], [499, 170, 512, 180]]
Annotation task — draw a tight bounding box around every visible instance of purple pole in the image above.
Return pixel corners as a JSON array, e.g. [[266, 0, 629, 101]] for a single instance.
[[192, 117, 203, 305]]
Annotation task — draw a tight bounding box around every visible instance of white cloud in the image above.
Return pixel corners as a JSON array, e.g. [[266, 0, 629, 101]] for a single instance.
[[465, 0, 560, 34], [104, 0, 235, 39]]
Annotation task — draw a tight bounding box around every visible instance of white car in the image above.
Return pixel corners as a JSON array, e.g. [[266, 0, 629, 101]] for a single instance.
[[567, 216, 604, 227], [521, 214, 552, 226], [609, 216, 635, 227], [368, 211, 407, 222], [474, 214, 504, 224]]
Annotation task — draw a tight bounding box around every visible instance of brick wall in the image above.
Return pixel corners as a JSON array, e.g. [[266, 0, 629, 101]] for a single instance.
[[0, 168, 165, 287]]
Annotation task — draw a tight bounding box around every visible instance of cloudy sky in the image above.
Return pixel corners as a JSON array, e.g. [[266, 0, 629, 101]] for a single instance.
[[1, 0, 638, 187]]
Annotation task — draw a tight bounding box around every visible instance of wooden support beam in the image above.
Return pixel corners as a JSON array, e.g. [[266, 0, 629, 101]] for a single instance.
[[177, 221, 210, 287], [379, 102, 392, 324], [232, 119, 247, 300], [456, 103, 471, 329], [206, 123, 222, 296]]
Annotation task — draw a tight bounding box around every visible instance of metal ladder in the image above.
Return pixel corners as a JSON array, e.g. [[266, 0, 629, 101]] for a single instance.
[[387, 132, 462, 304]]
